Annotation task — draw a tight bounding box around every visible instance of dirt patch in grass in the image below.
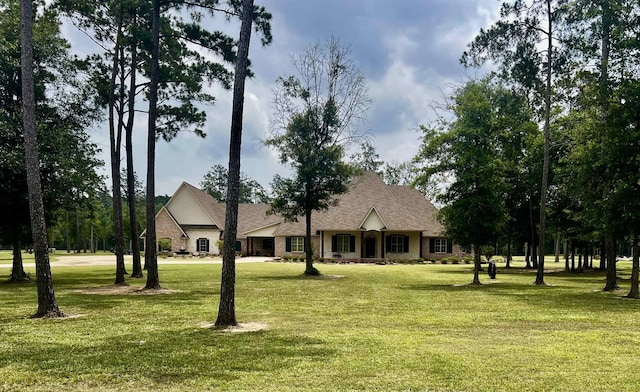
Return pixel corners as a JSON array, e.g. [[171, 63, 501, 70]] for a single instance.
[[76, 284, 180, 295], [199, 321, 268, 333]]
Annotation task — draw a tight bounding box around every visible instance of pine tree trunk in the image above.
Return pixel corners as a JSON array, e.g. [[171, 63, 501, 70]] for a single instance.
[[9, 226, 29, 282], [603, 236, 618, 291], [215, 0, 255, 327], [535, 0, 553, 286], [554, 232, 560, 263], [126, 29, 142, 279], [109, 1, 126, 286], [144, 0, 161, 290], [21, 0, 62, 318], [564, 240, 570, 272], [627, 237, 639, 299]]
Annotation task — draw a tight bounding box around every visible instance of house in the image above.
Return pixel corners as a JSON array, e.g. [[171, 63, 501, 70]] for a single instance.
[[153, 172, 464, 260]]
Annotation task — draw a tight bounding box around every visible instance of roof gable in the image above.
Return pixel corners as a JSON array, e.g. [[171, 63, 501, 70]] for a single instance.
[[315, 171, 442, 232], [165, 182, 219, 226], [360, 207, 387, 231]]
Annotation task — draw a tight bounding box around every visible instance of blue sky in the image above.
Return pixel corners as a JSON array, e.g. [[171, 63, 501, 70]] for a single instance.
[[64, 0, 500, 196]]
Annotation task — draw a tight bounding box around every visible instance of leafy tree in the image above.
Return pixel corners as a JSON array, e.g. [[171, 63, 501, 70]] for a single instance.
[[266, 37, 370, 276], [463, 0, 569, 285], [0, 0, 101, 281], [201, 164, 270, 204], [415, 79, 531, 285], [350, 140, 384, 174]]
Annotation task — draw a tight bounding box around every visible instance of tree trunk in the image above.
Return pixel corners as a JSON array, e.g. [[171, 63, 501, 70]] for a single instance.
[[627, 236, 639, 299], [304, 208, 319, 275], [603, 235, 618, 291], [144, 0, 161, 290], [564, 239, 569, 272], [472, 244, 482, 285], [505, 236, 512, 268], [9, 225, 29, 282], [554, 232, 560, 263], [535, 0, 553, 286], [215, 0, 255, 327], [108, 1, 126, 286], [20, 0, 63, 317], [125, 27, 143, 279]]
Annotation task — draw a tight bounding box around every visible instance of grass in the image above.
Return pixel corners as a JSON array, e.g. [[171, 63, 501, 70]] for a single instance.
[[1, 259, 640, 391]]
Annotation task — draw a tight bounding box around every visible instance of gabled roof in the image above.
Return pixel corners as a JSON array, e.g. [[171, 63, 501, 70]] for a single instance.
[[314, 171, 442, 233], [167, 182, 282, 238], [271, 171, 444, 236], [162, 172, 444, 238]]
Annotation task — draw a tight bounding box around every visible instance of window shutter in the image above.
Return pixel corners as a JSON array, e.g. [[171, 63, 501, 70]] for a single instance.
[[386, 236, 391, 252], [331, 235, 337, 252], [447, 240, 453, 253], [429, 238, 435, 253], [286, 237, 291, 252], [404, 236, 410, 253], [205, 239, 210, 252], [235, 241, 241, 251], [350, 235, 356, 252]]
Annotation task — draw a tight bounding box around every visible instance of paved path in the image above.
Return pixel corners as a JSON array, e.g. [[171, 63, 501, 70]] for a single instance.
[[0, 255, 274, 268]]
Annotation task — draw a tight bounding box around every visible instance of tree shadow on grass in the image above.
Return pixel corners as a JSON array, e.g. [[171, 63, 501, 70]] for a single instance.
[[2, 327, 336, 389], [401, 279, 635, 313]]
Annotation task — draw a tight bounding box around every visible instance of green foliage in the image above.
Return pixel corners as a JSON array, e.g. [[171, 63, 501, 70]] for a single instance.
[[415, 78, 520, 251], [200, 164, 270, 204], [0, 0, 103, 246]]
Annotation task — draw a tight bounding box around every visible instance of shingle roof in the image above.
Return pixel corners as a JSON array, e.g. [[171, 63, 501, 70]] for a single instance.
[[175, 172, 443, 238], [271, 171, 443, 236], [180, 183, 282, 238], [313, 171, 443, 234]]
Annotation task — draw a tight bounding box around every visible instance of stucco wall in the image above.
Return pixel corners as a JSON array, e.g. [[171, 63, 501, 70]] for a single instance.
[[383, 231, 421, 260], [184, 229, 222, 254], [421, 237, 467, 260], [275, 235, 320, 258]]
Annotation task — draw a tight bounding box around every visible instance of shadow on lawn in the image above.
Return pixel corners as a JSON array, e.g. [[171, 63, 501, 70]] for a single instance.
[[402, 276, 638, 313], [4, 327, 335, 388]]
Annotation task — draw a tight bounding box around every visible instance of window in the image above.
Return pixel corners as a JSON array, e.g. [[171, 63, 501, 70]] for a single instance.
[[197, 238, 209, 252], [291, 237, 304, 252], [390, 235, 405, 253], [386, 235, 409, 253], [336, 235, 350, 253], [434, 238, 448, 253]]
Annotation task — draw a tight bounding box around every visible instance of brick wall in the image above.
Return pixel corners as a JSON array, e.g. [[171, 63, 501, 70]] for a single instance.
[[156, 208, 187, 252]]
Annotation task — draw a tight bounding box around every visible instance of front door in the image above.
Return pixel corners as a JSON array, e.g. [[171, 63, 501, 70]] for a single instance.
[[365, 237, 376, 258]]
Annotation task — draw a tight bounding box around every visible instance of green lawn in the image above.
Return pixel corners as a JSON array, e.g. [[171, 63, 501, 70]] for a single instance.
[[1, 260, 639, 391]]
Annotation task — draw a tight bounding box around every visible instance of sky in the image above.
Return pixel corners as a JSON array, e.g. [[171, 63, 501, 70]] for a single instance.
[[64, 0, 501, 196]]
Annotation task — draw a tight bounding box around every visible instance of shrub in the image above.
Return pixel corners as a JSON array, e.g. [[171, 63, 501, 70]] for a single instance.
[[441, 259, 448, 264]]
